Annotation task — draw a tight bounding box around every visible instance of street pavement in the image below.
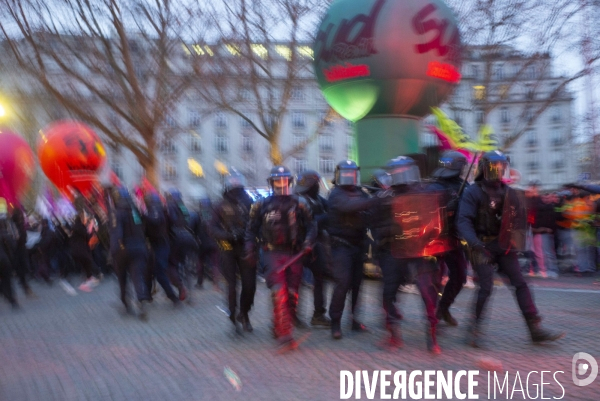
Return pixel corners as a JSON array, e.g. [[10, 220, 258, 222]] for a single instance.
[[1, 273, 599, 401]]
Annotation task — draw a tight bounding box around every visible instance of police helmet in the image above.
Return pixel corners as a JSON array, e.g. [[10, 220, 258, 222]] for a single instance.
[[294, 169, 321, 194], [223, 171, 247, 193], [334, 160, 360, 186], [385, 156, 420, 186], [370, 169, 391, 190], [267, 165, 294, 195], [475, 150, 509, 182], [432, 150, 468, 179]]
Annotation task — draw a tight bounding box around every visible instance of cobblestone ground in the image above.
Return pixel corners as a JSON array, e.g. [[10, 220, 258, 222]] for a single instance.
[[0, 273, 599, 401]]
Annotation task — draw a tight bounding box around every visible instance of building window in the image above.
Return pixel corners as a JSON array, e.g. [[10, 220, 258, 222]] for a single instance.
[[551, 128, 564, 147], [493, 64, 504, 80], [320, 158, 335, 174], [160, 138, 177, 154], [527, 159, 539, 171], [111, 162, 123, 180], [268, 88, 280, 102], [498, 84, 510, 100], [294, 158, 308, 173], [319, 111, 333, 127], [473, 85, 486, 101], [346, 134, 354, 157], [500, 107, 510, 124], [162, 161, 178, 181], [188, 109, 201, 128], [293, 134, 306, 149], [471, 64, 480, 79], [240, 88, 252, 101], [552, 160, 565, 170], [241, 115, 253, 129], [551, 106, 562, 123], [476, 109, 485, 124], [215, 112, 227, 128], [291, 86, 305, 101], [526, 65, 536, 80], [242, 135, 254, 153], [292, 112, 306, 129], [189, 133, 201, 153], [165, 113, 177, 128], [215, 134, 229, 154], [525, 108, 535, 123], [454, 110, 463, 125], [526, 130, 537, 147], [319, 135, 334, 152]]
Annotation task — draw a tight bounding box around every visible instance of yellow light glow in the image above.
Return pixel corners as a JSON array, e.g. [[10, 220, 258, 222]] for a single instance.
[[225, 44, 240, 56], [204, 46, 214, 56], [0, 104, 5, 117], [192, 44, 205, 55], [188, 158, 204, 177], [251, 44, 268, 59], [297, 46, 314, 60], [214, 160, 229, 175], [275, 45, 292, 61], [181, 44, 191, 56], [473, 85, 486, 100]]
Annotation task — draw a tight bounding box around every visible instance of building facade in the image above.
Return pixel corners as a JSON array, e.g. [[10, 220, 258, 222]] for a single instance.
[[423, 45, 578, 189]]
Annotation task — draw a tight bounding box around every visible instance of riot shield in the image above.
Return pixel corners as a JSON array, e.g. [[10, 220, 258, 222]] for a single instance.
[[391, 190, 454, 258], [499, 187, 527, 251]]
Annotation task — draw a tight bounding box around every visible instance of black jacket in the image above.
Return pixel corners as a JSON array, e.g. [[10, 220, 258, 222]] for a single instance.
[[327, 186, 375, 246]]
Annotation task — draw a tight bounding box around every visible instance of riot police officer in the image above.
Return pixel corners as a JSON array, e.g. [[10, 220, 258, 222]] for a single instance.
[[431, 150, 470, 326], [327, 160, 377, 339], [457, 150, 565, 347], [244, 166, 317, 351], [143, 192, 179, 305], [110, 187, 151, 319], [371, 157, 442, 353], [212, 171, 255, 333], [11, 206, 33, 296], [294, 170, 331, 327], [165, 189, 199, 301], [0, 198, 18, 308]]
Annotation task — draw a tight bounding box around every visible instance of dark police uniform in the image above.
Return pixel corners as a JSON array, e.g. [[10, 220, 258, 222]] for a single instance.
[[212, 188, 255, 332], [457, 151, 564, 346], [244, 178, 317, 348]]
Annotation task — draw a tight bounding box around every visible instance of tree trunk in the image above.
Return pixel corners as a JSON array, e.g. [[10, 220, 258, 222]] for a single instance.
[[269, 131, 282, 165]]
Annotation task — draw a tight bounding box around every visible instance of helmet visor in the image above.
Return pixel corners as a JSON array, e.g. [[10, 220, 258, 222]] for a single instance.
[[483, 161, 508, 181], [388, 165, 420, 186], [337, 170, 359, 186], [271, 177, 291, 195], [224, 174, 247, 191]]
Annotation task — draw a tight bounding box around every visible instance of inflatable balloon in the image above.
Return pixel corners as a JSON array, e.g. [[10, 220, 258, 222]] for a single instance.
[[0, 128, 36, 207], [38, 120, 106, 197]]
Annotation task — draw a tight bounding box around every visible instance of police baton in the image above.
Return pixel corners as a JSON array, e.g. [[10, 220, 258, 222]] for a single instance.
[[457, 152, 481, 198], [280, 248, 311, 271]]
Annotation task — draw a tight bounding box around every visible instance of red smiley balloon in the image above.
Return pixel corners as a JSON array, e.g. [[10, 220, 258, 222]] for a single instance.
[[38, 120, 106, 197]]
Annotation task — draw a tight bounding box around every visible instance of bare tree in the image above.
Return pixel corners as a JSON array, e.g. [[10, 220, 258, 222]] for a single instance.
[[194, 0, 335, 165], [0, 0, 206, 186], [446, 0, 600, 150]]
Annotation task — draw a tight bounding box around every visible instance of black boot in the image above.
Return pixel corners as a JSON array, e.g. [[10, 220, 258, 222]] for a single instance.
[[230, 312, 242, 334], [351, 319, 368, 332], [466, 320, 481, 348], [426, 325, 441, 354], [311, 309, 331, 327], [237, 313, 253, 333], [381, 323, 403, 348], [436, 306, 458, 326], [331, 319, 342, 339], [526, 317, 565, 343]]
